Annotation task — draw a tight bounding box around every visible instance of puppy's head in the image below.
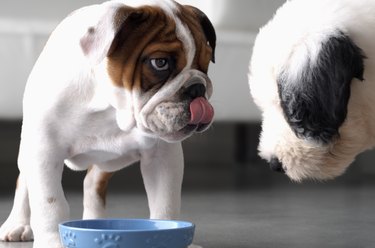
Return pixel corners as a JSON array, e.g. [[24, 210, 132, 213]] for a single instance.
[[80, 0, 216, 142], [249, 2, 367, 181]]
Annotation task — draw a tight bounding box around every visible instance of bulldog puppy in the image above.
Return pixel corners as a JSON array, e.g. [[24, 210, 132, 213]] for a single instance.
[[0, 0, 215, 247], [249, 0, 375, 181]]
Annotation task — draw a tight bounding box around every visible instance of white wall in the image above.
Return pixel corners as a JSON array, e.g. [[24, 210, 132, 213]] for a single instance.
[[0, 0, 284, 121]]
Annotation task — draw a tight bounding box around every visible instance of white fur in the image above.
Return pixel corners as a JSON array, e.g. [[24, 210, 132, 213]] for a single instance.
[[249, 0, 375, 181], [0, 1, 211, 247]]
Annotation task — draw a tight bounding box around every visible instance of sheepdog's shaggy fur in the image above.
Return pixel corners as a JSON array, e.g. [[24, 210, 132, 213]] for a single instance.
[[249, 0, 375, 181]]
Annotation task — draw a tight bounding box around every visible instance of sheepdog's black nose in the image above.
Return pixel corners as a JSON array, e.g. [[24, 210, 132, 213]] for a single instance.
[[269, 157, 285, 173]]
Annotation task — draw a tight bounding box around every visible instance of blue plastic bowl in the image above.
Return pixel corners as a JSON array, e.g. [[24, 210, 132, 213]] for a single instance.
[[59, 218, 195, 248]]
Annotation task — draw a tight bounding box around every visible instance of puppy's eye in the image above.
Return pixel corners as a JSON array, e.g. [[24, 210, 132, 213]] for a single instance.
[[150, 58, 169, 71]]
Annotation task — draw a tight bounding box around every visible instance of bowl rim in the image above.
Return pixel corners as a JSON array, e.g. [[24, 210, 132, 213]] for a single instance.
[[59, 218, 195, 233]]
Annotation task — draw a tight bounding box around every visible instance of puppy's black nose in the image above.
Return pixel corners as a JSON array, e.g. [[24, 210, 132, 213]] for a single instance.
[[184, 84, 206, 99], [269, 157, 285, 173]]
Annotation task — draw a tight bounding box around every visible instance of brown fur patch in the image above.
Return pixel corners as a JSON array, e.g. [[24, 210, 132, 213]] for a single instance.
[[107, 6, 186, 92], [15, 176, 19, 190], [47, 197, 56, 204], [176, 4, 214, 73], [95, 171, 114, 206]]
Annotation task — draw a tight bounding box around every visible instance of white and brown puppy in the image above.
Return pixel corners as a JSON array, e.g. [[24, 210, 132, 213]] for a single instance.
[[0, 0, 215, 247], [249, 0, 375, 181]]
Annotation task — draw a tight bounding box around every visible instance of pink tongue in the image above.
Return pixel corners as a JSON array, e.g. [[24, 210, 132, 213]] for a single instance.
[[189, 97, 214, 125]]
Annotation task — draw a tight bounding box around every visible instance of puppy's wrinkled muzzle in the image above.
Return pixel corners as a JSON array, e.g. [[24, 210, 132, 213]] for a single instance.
[[269, 157, 285, 173]]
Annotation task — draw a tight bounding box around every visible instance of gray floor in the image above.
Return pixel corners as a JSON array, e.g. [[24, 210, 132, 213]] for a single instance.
[[0, 184, 375, 248]]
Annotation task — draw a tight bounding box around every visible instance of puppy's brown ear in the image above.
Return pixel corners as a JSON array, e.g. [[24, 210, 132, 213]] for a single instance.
[[80, 3, 135, 64], [277, 31, 365, 143], [188, 6, 216, 63]]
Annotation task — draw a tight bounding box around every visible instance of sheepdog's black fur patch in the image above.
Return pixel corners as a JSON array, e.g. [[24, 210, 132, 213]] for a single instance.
[[277, 31, 365, 143]]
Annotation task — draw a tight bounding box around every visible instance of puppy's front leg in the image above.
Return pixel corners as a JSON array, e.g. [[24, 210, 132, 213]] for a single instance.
[[21, 151, 68, 248], [141, 142, 203, 248], [0, 172, 32, 241], [140, 141, 184, 220]]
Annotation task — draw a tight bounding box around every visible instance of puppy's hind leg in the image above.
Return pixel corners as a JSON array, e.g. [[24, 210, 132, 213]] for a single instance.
[[83, 166, 114, 219], [0, 172, 33, 242]]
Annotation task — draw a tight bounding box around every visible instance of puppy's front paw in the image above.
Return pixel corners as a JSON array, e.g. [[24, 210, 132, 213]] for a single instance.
[[0, 222, 33, 241], [33, 241, 63, 248], [33, 233, 63, 248], [189, 245, 203, 248]]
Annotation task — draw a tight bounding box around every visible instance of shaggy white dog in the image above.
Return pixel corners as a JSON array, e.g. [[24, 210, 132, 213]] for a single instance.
[[249, 0, 375, 181]]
